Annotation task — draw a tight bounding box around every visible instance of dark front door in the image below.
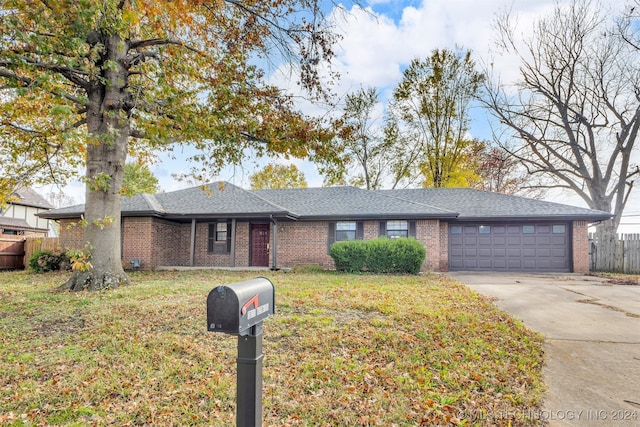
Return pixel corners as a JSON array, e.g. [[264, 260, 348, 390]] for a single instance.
[[250, 224, 270, 267]]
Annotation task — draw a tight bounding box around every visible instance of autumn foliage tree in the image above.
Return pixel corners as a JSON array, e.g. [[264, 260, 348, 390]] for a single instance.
[[121, 163, 160, 197], [0, 1, 344, 290], [249, 162, 308, 189], [387, 49, 484, 188]]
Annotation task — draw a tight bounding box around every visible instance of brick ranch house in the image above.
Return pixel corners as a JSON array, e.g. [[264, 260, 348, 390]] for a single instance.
[[40, 182, 611, 273]]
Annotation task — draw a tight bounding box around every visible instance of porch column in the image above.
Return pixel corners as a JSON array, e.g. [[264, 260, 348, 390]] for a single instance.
[[190, 219, 196, 267], [230, 218, 236, 267]]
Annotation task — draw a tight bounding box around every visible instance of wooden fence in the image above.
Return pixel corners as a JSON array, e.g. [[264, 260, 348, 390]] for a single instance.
[[23, 237, 62, 267], [0, 236, 62, 270], [589, 233, 640, 274], [0, 237, 25, 270]]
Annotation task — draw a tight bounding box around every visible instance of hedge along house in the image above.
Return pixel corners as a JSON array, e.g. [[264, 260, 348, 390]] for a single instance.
[[39, 182, 611, 273]]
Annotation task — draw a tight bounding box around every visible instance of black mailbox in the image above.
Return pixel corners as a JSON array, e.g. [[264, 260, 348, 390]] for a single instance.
[[207, 277, 274, 336]]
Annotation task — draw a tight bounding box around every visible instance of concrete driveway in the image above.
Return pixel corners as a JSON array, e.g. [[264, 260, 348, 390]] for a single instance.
[[448, 272, 640, 426]]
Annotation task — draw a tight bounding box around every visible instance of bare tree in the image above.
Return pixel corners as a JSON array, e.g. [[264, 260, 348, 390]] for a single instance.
[[482, 0, 640, 234], [330, 87, 393, 189]]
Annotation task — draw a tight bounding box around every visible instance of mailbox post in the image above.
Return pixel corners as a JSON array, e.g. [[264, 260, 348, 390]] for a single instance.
[[207, 277, 274, 427]]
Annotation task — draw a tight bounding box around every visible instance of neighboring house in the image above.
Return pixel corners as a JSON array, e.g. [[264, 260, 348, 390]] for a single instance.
[[1, 186, 54, 237], [39, 182, 611, 273]]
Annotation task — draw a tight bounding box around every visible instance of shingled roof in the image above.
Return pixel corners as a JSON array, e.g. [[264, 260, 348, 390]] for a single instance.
[[386, 188, 611, 221], [39, 182, 612, 222], [252, 186, 457, 219], [10, 186, 53, 209]]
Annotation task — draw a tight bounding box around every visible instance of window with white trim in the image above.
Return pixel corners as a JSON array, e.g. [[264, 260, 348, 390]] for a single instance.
[[386, 220, 408, 239]]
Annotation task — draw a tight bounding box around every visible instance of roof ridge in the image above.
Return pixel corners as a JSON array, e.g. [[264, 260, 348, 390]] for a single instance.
[[247, 188, 299, 217], [141, 193, 165, 213]]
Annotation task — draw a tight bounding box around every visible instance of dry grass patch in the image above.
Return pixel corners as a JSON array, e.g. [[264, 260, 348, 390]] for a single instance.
[[0, 270, 545, 426]]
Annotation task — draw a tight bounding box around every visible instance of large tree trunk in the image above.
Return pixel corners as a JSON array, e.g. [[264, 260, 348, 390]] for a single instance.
[[60, 34, 132, 292]]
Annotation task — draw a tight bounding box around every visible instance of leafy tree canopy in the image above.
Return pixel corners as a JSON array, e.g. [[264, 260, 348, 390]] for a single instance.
[[121, 162, 160, 197], [250, 162, 308, 189], [387, 49, 484, 188], [0, 0, 348, 290]]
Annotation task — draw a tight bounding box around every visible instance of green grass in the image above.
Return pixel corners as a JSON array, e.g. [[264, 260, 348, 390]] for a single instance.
[[0, 270, 545, 426]]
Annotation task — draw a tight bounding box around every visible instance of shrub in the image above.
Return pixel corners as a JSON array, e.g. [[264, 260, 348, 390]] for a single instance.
[[329, 237, 426, 274], [329, 240, 368, 273], [366, 238, 395, 274], [388, 237, 426, 274], [28, 249, 71, 273]]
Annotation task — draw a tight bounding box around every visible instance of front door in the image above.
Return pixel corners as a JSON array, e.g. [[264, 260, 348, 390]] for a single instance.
[[250, 224, 270, 267]]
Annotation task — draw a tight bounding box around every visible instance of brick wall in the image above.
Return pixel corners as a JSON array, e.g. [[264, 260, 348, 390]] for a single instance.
[[193, 222, 231, 267], [274, 219, 444, 272], [414, 219, 441, 272], [439, 221, 449, 272], [235, 222, 250, 267], [572, 220, 589, 274], [58, 219, 84, 250], [274, 220, 334, 268], [59, 216, 448, 272], [122, 217, 153, 269], [151, 219, 190, 267]]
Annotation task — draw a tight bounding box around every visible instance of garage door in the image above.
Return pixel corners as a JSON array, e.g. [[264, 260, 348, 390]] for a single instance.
[[448, 223, 570, 272]]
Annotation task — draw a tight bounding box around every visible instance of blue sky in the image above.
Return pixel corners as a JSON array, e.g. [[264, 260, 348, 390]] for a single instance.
[[51, 0, 640, 230]]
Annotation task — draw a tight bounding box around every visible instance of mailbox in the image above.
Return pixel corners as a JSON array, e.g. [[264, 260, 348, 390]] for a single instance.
[[207, 277, 274, 336]]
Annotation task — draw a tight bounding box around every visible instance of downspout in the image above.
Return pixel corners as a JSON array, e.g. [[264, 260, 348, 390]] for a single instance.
[[270, 215, 278, 270], [190, 218, 196, 267]]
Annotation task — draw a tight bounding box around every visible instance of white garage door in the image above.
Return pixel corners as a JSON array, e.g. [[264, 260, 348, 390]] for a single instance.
[[448, 223, 571, 272]]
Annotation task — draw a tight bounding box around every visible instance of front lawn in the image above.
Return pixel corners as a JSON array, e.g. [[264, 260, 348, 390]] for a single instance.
[[0, 269, 545, 426]]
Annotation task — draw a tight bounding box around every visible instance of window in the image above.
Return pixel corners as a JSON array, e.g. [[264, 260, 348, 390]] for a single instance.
[[450, 225, 462, 234], [208, 222, 230, 253], [553, 224, 566, 234], [522, 225, 535, 234], [215, 222, 227, 241], [336, 221, 357, 241], [478, 225, 491, 234], [386, 220, 408, 239]]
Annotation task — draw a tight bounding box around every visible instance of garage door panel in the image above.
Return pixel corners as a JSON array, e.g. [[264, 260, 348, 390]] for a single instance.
[[552, 248, 567, 257], [537, 248, 551, 257], [551, 236, 566, 245], [507, 236, 521, 244], [479, 259, 493, 268], [479, 248, 493, 257], [449, 222, 570, 272], [508, 248, 521, 257], [536, 236, 551, 245], [450, 248, 463, 256], [508, 259, 522, 268], [478, 236, 492, 245], [493, 259, 507, 268]]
